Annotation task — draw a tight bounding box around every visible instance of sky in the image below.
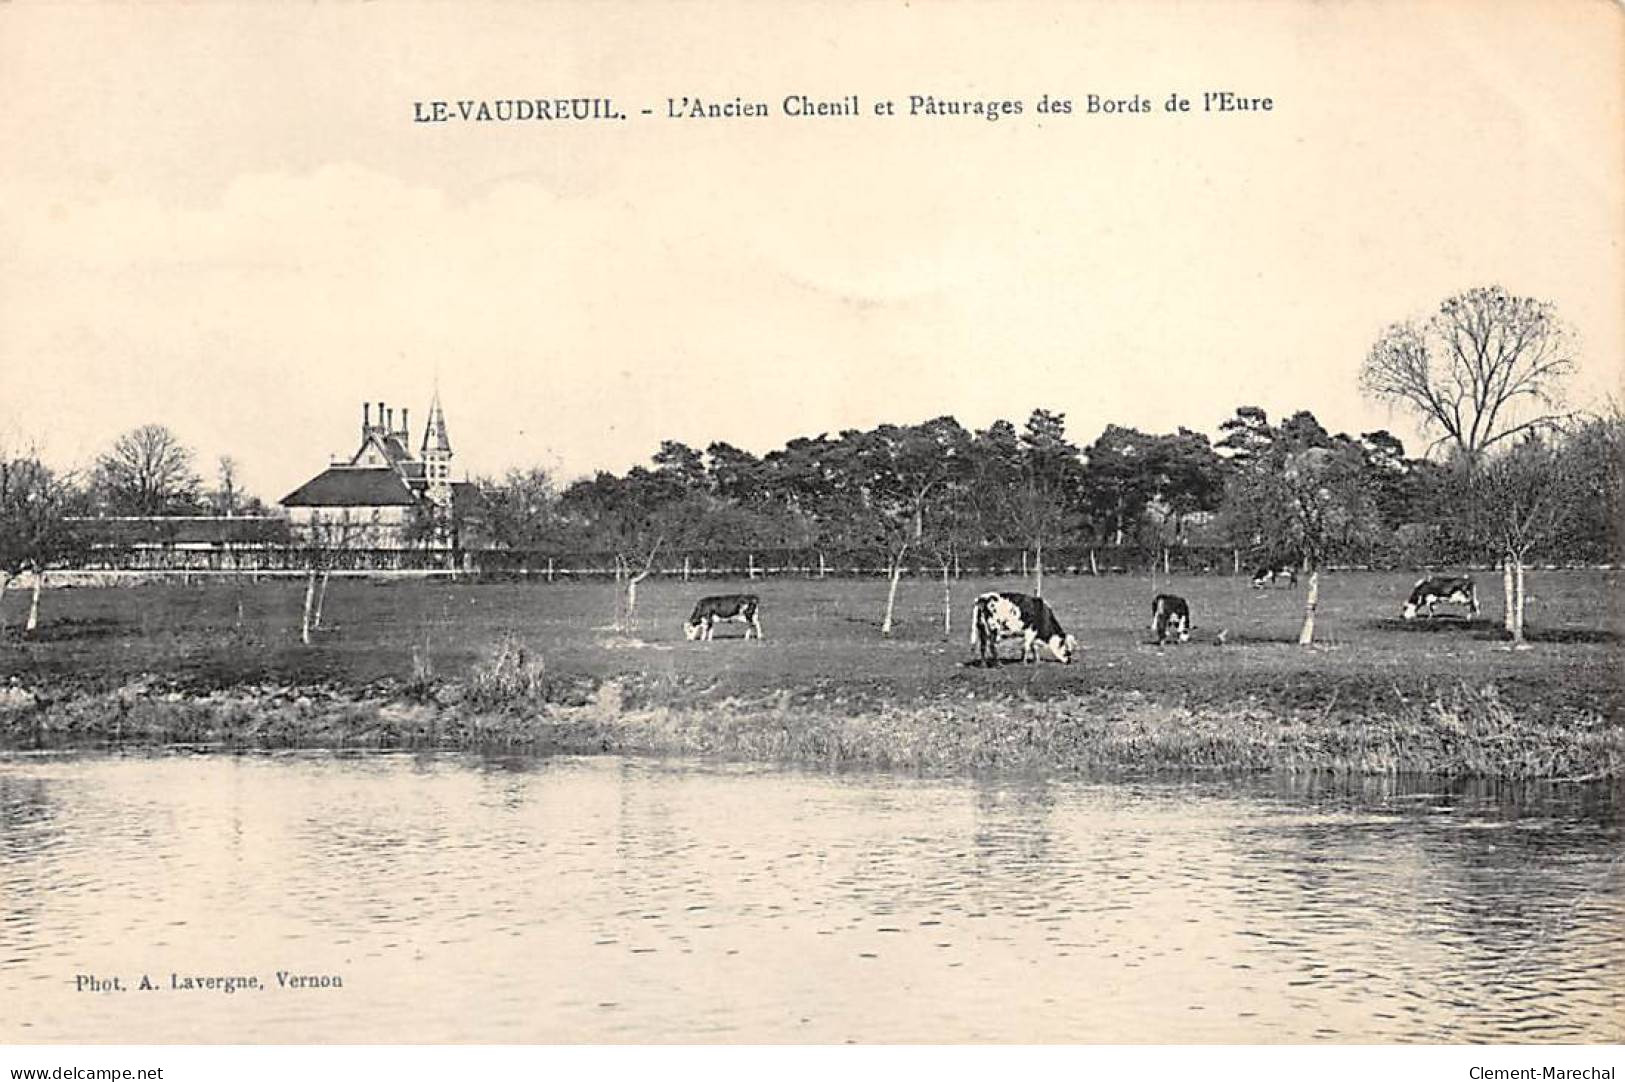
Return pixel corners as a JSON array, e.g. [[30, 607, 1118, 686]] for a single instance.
[[1, 1, 1620, 505]]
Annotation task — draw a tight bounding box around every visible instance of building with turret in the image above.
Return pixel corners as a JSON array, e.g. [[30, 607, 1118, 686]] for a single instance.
[[280, 393, 474, 548]]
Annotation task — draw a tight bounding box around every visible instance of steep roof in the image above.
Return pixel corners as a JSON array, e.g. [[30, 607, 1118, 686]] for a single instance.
[[422, 391, 452, 456], [281, 468, 419, 508], [348, 431, 415, 468]]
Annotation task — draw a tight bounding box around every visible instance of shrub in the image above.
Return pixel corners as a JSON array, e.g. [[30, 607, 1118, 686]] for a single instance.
[[467, 634, 547, 712]]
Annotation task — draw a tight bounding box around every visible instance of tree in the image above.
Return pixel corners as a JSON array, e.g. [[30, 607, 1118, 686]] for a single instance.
[[298, 511, 371, 645], [813, 422, 956, 636], [1361, 286, 1576, 463], [975, 409, 1079, 594], [93, 424, 203, 515], [704, 442, 763, 504], [0, 453, 85, 636], [472, 467, 562, 551], [1216, 406, 1275, 465], [1150, 428, 1228, 544], [1221, 439, 1382, 644], [1472, 434, 1588, 647], [1078, 425, 1162, 550], [209, 455, 243, 516], [1557, 408, 1625, 566]]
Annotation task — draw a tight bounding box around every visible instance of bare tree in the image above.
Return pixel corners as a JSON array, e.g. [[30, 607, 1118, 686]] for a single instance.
[[93, 424, 202, 515], [1361, 286, 1576, 463], [1473, 435, 1587, 648], [211, 455, 242, 516], [0, 452, 83, 637], [299, 511, 371, 645], [1221, 440, 1381, 645]]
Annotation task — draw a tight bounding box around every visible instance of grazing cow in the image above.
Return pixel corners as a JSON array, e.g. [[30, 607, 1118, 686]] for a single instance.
[[1251, 565, 1298, 589], [1402, 576, 1479, 621], [684, 594, 763, 641], [970, 591, 1077, 665], [1151, 593, 1192, 645]]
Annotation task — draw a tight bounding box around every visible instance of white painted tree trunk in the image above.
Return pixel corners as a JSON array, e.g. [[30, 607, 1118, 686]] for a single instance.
[[301, 570, 317, 645], [313, 571, 331, 630], [1512, 556, 1529, 648], [880, 552, 905, 637], [1503, 556, 1516, 633], [748, 552, 756, 580], [0, 573, 12, 634], [627, 571, 650, 625], [1297, 568, 1320, 645], [818, 551, 827, 579], [1233, 549, 1241, 576], [25, 571, 42, 633], [1034, 537, 1044, 598], [682, 555, 691, 582], [941, 562, 952, 638], [1090, 549, 1099, 576], [1163, 547, 1171, 576], [546, 557, 554, 583]]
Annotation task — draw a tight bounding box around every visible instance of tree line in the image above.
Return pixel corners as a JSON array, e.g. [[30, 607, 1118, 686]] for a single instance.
[[2, 285, 1620, 647]]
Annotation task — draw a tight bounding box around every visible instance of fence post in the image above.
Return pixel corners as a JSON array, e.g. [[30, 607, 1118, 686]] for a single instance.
[[818, 551, 827, 579], [547, 556, 554, 583], [682, 555, 691, 582], [1233, 549, 1240, 576], [748, 552, 757, 580]]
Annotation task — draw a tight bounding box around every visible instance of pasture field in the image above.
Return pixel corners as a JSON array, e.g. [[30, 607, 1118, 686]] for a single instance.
[[1, 570, 1620, 776]]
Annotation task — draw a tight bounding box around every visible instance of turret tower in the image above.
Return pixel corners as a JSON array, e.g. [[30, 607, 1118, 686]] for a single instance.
[[421, 389, 454, 508]]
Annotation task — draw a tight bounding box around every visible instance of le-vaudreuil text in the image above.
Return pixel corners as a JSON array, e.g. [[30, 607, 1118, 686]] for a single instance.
[[411, 90, 1273, 125]]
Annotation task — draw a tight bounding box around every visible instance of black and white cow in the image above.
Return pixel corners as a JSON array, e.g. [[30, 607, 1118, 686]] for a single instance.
[[1251, 565, 1298, 589], [1151, 593, 1192, 645], [1402, 576, 1479, 621], [970, 591, 1077, 665], [683, 594, 763, 641]]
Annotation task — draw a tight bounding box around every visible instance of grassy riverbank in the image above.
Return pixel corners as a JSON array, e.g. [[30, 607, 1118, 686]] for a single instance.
[[1, 572, 1620, 778]]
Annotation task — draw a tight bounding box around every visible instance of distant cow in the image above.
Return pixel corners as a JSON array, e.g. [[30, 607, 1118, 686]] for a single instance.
[[1402, 576, 1479, 621], [684, 594, 763, 641], [1251, 565, 1298, 589], [1151, 593, 1192, 645], [971, 591, 1077, 665]]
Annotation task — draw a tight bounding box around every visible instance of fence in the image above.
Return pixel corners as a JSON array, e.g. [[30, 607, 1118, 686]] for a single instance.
[[68, 542, 1246, 578], [55, 542, 1607, 579]]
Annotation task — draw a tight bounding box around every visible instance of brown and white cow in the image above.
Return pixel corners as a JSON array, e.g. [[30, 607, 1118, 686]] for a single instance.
[[971, 591, 1077, 665], [1402, 576, 1479, 621], [684, 594, 763, 640], [1151, 593, 1192, 645]]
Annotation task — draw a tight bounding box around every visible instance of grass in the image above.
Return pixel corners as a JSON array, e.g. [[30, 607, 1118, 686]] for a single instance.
[[0, 570, 1619, 777]]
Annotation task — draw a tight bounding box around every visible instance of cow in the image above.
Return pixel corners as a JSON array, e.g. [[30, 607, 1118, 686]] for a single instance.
[[1251, 565, 1298, 589], [683, 594, 763, 641], [1151, 593, 1192, 645], [1402, 576, 1479, 621], [970, 591, 1077, 665]]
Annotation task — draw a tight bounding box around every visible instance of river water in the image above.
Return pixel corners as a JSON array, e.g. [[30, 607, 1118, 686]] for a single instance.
[[1, 751, 1619, 1043]]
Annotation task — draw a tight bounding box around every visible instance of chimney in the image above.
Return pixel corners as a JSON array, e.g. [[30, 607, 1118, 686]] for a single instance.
[[387, 407, 394, 432], [378, 401, 386, 433], [364, 402, 371, 431], [401, 407, 410, 438]]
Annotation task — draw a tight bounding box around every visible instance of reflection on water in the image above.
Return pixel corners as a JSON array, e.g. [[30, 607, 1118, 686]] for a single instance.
[[0, 753, 1619, 1043]]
